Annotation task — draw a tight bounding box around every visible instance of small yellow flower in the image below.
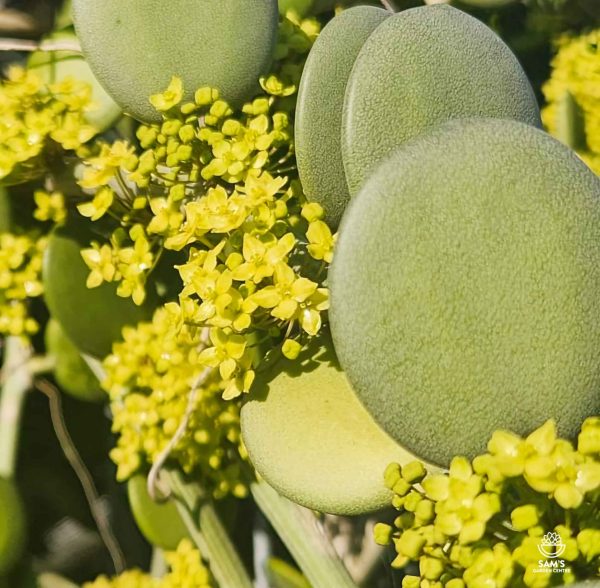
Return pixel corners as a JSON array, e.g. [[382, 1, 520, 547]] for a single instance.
[[250, 262, 318, 321], [81, 242, 118, 288], [77, 186, 115, 221], [231, 232, 295, 283], [306, 220, 335, 263], [80, 141, 137, 189], [33, 190, 66, 223], [149, 76, 184, 111], [51, 111, 96, 150], [147, 197, 184, 235]]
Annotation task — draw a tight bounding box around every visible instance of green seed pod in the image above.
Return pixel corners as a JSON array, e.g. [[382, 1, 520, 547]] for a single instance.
[[241, 335, 438, 515], [342, 5, 541, 196], [330, 118, 600, 467], [72, 0, 279, 123], [295, 6, 388, 227], [28, 30, 121, 131], [43, 220, 155, 358], [45, 319, 106, 403], [127, 475, 189, 551], [0, 478, 26, 576]]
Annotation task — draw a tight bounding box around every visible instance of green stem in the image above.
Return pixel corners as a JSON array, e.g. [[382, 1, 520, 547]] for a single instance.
[[28, 355, 56, 375], [150, 548, 168, 578], [164, 469, 253, 588], [251, 481, 359, 588], [0, 337, 33, 479]]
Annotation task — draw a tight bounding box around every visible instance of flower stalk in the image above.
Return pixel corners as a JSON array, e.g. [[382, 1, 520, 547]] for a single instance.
[[251, 481, 359, 588]]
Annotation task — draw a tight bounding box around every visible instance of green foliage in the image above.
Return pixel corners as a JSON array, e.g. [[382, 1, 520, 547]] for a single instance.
[[295, 6, 388, 226], [72, 0, 280, 122], [0, 478, 26, 576], [44, 319, 105, 403], [342, 4, 541, 196], [266, 558, 311, 588], [375, 418, 600, 586], [330, 118, 600, 466], [0, 1, 598, 586], [126, 475, 189, 551], [81, 16, 339, 498], [241, 333, 426, 515]]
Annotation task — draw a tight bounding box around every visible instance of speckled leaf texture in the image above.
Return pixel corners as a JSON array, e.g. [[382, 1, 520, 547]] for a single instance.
[[342, 5, 542, 196], [295, 6, 388, 227], [73, 0, 279, 122], [241, 336, 435, 515], [330, 118, 600, 467]]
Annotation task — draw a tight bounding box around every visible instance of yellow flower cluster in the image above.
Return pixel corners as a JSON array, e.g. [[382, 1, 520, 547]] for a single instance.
[[81, 224, 155, 306], [83, 570, 154, 588], [542, 29, 600, 174], [0, 232, 46, 337], [0, 67, 96, 185], [170, 184, 331, 401], [103, 306, 249, 497], [375, 419, 600, 587], [72, 14, 334, 493], [83, 540, 212, 588], [75, 15, 326, 317]]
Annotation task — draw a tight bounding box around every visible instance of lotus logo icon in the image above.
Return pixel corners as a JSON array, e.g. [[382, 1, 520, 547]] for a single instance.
[[538, 532, 566, 558]]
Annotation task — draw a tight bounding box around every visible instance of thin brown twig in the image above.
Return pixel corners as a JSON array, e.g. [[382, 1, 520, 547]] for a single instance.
[[35, 378, 126, 575], [380, 0, 397, 12], [146, 365, 214, 502], [0, 37, 82, 53]]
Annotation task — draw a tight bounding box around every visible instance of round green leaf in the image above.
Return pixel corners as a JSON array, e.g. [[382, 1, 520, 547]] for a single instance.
[[45, 319, 106, 403], [241, 336, 437, 515], [127, 475, 189, 551], [342, 5, 541, 196], [0, 478, 26, 576], [42, 220, 155, 358], [296, 6, 388, 227], [330, 118, 600, 467], [72, 0, 279, 123]]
